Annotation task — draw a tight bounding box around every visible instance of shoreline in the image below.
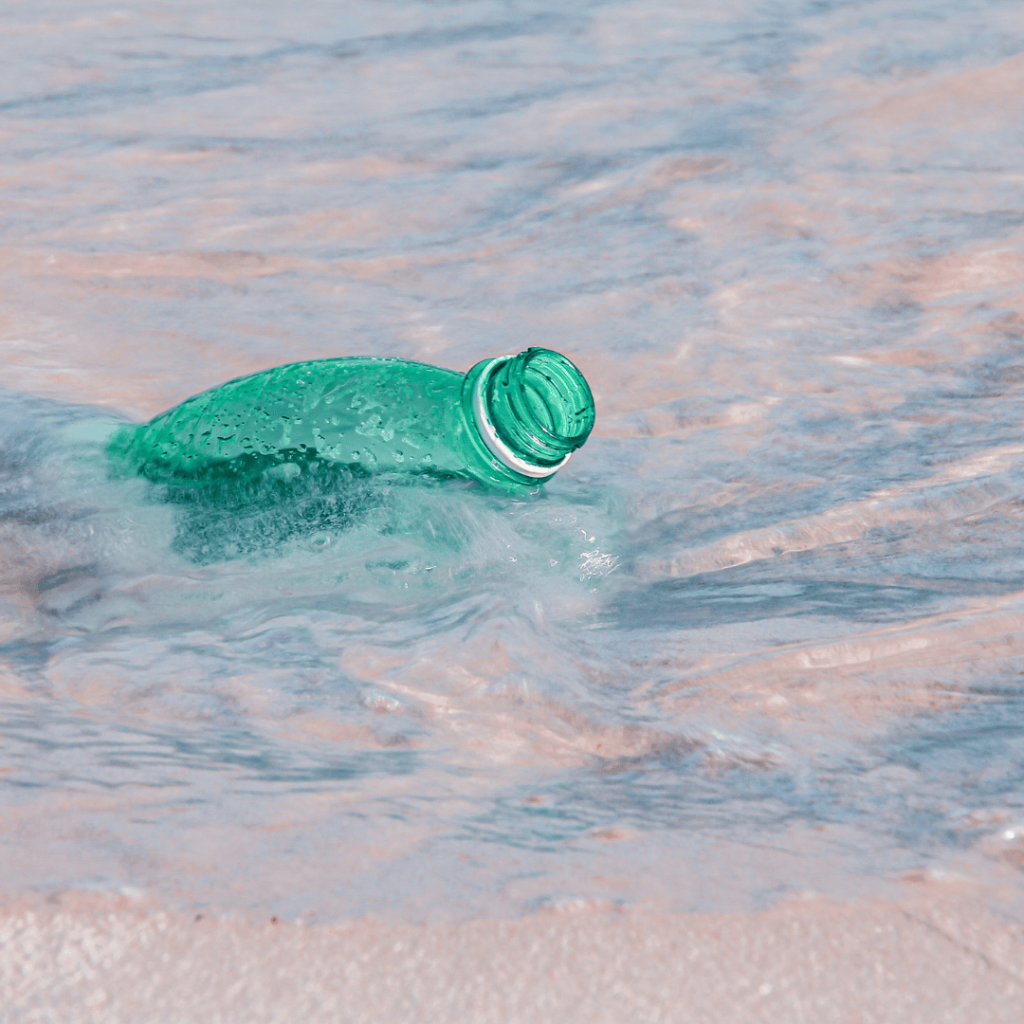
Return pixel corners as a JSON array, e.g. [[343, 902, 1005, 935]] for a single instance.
[[4, 890, 1023, 1023]]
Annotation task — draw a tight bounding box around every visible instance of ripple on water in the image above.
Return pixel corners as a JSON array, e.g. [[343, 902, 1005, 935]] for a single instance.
[[3, 0, 1024, 922]]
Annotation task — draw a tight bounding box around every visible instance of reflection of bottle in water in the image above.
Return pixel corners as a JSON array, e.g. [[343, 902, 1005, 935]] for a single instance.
[[110, 348, 595, 492]]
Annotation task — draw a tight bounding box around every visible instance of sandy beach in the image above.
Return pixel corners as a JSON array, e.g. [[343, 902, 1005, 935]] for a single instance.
[[6, 889, 1024, 1023]]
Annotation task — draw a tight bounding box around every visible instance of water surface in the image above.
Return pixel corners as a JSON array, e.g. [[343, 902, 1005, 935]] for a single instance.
[[4, 0, 1024, 923]]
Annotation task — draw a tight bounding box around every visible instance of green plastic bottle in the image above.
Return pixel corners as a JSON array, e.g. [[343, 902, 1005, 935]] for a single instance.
[[110, 348, 595, 493]]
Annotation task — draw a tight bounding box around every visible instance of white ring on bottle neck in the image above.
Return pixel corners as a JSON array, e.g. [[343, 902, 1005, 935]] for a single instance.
[[471, 356, 573, 480]]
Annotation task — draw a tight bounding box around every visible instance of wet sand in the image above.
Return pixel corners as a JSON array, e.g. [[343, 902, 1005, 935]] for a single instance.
[[5, 889, 1024, 1023]]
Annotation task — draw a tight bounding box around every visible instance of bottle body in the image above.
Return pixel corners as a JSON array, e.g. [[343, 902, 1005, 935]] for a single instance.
[[110, 349, 595, 493]]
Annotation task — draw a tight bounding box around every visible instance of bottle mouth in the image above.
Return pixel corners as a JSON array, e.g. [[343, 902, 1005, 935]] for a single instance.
[[471, 348, 596, 479]]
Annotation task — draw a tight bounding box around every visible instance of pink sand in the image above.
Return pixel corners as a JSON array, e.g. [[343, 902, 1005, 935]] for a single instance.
[[4, 889, 1024, 1022]]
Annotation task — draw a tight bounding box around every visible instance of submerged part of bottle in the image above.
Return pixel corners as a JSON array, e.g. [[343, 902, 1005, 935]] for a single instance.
[[109, 348, 595, 492]]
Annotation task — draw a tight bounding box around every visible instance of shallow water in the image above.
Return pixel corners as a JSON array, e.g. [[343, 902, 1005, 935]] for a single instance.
[[4, 0, 1024, 924]]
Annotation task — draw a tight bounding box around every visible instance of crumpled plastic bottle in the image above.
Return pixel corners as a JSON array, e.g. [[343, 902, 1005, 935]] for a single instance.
[[109, 347, 595, 493]]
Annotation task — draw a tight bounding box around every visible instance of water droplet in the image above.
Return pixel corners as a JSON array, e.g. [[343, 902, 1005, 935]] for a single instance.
[[311, 532, 331, 550]]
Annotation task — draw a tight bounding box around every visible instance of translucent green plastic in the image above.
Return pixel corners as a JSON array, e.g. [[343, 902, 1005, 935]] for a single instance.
[[110, 348, 595, 494]]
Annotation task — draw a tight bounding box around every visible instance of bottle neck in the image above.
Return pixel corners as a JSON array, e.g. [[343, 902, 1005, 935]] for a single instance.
[[463, 348, 595, 483]]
